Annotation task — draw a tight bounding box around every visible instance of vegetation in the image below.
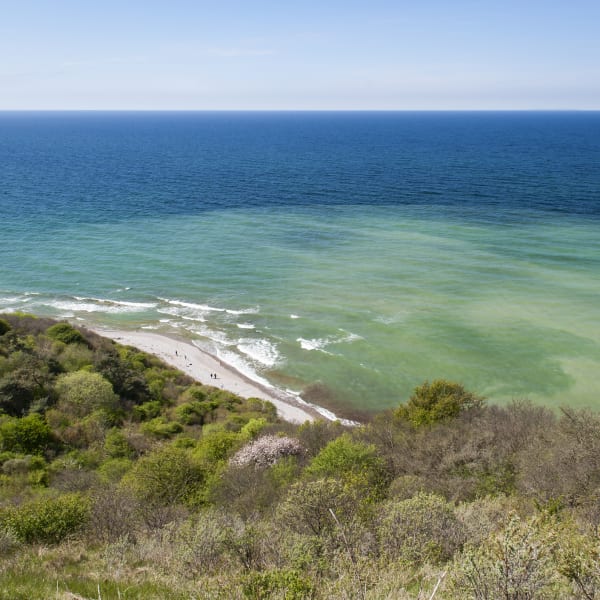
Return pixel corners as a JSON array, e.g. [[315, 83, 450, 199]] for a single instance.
[[1, 313, 600, 598]]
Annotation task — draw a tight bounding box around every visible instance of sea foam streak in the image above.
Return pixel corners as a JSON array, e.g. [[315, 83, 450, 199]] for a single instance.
[[237, 338, 280, 367], [297, 330, 363, 353], [159, 298, 258, 315], [45, 297, 156, 314]]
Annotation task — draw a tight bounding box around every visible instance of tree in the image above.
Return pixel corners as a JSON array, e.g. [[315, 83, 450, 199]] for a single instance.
[[395, 379, 484, 427], [55, 370, 118, 418]]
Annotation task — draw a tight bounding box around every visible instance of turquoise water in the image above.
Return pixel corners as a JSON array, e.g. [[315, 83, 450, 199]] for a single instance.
[[1, 112, 599, 413]]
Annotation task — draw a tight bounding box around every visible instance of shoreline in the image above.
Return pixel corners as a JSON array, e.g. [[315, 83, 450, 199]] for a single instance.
[[89, 327, 329, 424]]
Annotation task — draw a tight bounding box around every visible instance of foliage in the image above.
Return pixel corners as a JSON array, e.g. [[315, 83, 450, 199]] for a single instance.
[[0, 493, 90, 544], [230, 434, 304, 469], [449, 515, 561, 599], [305, 433, 388, 499], [0, 413, 55, 454], [46, 322, 86, 345], [241, 569, 314, 599], [4, 314, 600, 598], [55, 370, 118, 417], [378, 492, 463, 564], [395, 379, 484, 427], [122, 444, 204, 507]]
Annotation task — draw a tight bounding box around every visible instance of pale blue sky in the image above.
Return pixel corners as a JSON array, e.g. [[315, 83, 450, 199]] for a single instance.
[[1, 0, 599, 109]]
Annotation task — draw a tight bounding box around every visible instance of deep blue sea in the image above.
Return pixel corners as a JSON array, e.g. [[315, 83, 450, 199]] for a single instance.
[[1, 111, 599, 414]]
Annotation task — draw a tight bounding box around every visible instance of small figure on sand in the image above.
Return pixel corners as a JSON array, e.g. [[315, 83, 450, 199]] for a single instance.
[[175, 350, 178, 356]]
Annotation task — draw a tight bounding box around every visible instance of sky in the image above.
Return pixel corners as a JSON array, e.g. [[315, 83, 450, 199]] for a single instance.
[[1, 0, 599, 110]]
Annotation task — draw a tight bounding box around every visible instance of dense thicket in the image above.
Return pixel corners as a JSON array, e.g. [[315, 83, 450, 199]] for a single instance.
[[1, 313, 600, 599]]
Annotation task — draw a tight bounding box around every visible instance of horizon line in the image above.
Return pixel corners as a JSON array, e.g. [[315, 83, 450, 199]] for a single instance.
[[0, 108, 599, 113]]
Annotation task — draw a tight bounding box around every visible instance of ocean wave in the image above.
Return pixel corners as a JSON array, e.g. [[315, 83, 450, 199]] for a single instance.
[[290, 314, 301, 319], [237, 338, 280, 367], [44, 298, 155, 314], [237, 323, 256, 329], [297, 338, 333, 353], [158, 297, 258, 316], [297, 330, 362, 353], [73, 296, 157, 309], [157, 307, 207, 322]]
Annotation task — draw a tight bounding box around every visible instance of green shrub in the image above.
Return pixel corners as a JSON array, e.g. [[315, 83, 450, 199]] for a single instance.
[[241, 569, 314, 599], [174, 401, 211, 426], [395, 379, 484, 427], [194, 429, 240, 465], [98, 457, 133, 483], [46, 323, 86, 345], [104, 428, 135, 458], [1, 493, 91, 544], [55, 370, 118, 418], [132, 400, 162, 421], [141, 417, 183, 438], [305, 433, 388, 499], [122, 445, 204, 506], [0, 414, 55, 455]]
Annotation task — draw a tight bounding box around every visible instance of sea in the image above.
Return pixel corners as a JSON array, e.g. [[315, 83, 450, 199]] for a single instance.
[[1, 111, 599, 416]]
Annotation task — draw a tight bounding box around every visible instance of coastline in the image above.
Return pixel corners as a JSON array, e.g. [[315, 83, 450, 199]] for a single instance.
[[89, 327, 325, 424]]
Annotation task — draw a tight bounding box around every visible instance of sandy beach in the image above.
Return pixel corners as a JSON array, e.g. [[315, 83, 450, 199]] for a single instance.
[[91, 328, 321, 424]]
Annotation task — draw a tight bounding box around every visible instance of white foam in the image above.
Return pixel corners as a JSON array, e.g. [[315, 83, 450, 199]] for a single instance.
[[290, 314, 301, 319], [237, 323, 255, 329], [46, 299, 151, 314], [159, 298, 225, 313], [297, 331, 362, 353], [297, 337, 332, 353], [73, 296, 156, 309], [226, 307, 259, 315], [0, 296, 26, 304], [159, 297, 258, 317], [237, 338, 280, 367]]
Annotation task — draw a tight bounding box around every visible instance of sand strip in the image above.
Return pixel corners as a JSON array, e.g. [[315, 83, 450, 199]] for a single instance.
[[91, 328, 319, 424]]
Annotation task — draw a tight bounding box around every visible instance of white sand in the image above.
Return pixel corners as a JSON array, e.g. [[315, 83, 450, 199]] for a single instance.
[[91, 328, 319, 424]]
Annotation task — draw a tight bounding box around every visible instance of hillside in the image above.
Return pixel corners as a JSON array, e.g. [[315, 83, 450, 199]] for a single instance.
[[1, 314, 600, 599]]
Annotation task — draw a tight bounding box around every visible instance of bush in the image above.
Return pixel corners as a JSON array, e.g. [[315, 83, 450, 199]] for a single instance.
[[449, 515, 561, 599], [122, 445, 204, 507], [55, 370, 118, 418], [46, 322, 86, 345], [1, 493, 91, 544], [230, 435, 304, 469], [378, 492, 464, 564], [140, 417, 183, 439], [278, 478, 363, 537], [104, 428, 135, 458], [0, 414, 55, 455], [305, 434, 388, 499], [174, 401, 211, 426], [395, 379, 484, 427], [241, 569, 314, 600]]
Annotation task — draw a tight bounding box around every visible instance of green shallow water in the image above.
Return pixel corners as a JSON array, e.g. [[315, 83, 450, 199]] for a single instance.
[[1, 112, 599, 415], [3, 204, 600, 413]]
